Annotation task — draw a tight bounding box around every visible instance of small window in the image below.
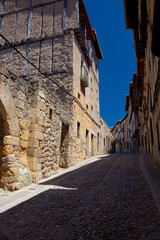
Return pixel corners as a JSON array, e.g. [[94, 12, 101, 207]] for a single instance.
[[78, 92, 80, 99], [97, 111, 99, 120], [96, 89, 98, 100], [91, 78, 93, 90], [86, 104, 89, 110], [104, 138, 105, 146], [49, 108, 53, 120], [91, 106, 93, 118], [77, 122, 80, 138]]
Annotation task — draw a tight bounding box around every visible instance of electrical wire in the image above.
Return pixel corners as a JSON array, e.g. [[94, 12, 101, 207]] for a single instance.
[[0, 33, 100, 127]]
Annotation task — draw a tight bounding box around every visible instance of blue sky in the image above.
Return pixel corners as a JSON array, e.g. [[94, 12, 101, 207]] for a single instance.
[[84, 0, 136, 127]]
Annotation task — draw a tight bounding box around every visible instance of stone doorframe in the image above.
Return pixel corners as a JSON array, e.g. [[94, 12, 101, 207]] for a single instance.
[[0, 79, 20, 190]]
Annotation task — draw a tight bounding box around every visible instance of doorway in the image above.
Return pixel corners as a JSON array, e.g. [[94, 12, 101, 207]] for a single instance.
[[59, 122, 69, 168], [91, 134, 94, 156], [86, 129, 89, 156]]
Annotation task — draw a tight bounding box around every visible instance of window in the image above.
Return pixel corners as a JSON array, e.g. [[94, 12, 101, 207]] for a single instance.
[[91, 106, 93, 118], [86, 104, 89, 110], [77, 122, 80, 138], [91, 78, 93, 90], [97, 111, 99, 120], [49, 108, 53, 120], [96, 90, 98, 100], [78, 92, 80, 100]]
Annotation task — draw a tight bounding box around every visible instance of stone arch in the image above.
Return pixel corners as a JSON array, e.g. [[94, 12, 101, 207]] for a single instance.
[[0, 79, 20, 190]]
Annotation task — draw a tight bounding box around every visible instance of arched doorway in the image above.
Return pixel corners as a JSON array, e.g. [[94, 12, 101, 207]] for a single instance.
[[0, 83, 20, 190]]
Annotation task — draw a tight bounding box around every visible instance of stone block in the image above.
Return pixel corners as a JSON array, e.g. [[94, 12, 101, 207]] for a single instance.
[[2, 154, 16, 168], [38, 90, 45, 99], [0, 79, 5, 94], [3, 136, 20, 146], [20, 130, 29, 141], [31, 171, 42, 183], [20, 140, 28, 149], [30, 130, 44, 140], [19, 119, 30, 129], [4, 98, 18, 120], [28, 138, 39, 148], [8, 182, 21, 191], [28, 156, 41, 172], [3, 145, 14, 155], [38, 101, 46, 112], [28, 147, 42, 158], [4, 117, 20, 137], [15, 99, 25, 110], [19, 152, 28, 166], [0, 85, 12, 105], [17, 109, 23, 119], [30, 123, 41, 131]]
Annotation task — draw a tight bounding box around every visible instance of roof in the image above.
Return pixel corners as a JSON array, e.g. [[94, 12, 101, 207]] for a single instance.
[[93, 29, 103, 59], [79, 0, 95, 41], [78, 0, 103, 59]]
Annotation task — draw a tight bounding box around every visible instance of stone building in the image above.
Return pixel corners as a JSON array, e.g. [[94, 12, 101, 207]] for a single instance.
[[112, 0, 160, 167], [0, 0, 112, 190]]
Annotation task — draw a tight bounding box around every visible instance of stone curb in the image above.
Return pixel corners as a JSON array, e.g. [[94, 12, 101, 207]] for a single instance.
[[140, 153, 160, 211]]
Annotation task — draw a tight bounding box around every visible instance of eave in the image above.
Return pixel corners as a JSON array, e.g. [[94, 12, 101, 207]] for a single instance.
[[93, 29, 103, 59], [123, 0, 138, 29], [134, 29, 145, 77], [152, 0, 160, 57], [79, 0, 95, 41]]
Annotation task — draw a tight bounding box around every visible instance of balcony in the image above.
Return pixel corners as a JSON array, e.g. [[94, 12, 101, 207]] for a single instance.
[[81, 65, 89, 88]]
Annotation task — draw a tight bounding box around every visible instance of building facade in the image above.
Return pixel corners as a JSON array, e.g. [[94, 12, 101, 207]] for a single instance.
[[0, 0, 112, 190], [112, 0, 160, 167]]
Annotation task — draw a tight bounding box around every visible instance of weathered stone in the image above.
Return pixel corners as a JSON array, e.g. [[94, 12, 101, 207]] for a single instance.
[[3, 136, 20, 146], [28, 138, 39, 148], [29, 130, 44, 140], [38, 101, 46, 112], [2, 154, 16, 168], [8, 182, 21, 191], [19, 119, 30, 130], [4, 117, 19, 137], [0, 86, 12, 105], [20, 140, 28, 149], [0, 79, 5, 94], [19, 168, 28, 175], [38, 90, 45, 99], [15, 99, 25, 110], [3, 145, 14, 155], [28, 148, 42, 158]]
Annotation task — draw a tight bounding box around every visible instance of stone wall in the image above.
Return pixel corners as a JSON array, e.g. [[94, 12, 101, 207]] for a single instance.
[[0, 67, 74, 190]]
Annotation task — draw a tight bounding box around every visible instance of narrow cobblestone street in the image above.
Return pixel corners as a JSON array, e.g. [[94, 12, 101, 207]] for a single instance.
[[0, 153, 160, 240]]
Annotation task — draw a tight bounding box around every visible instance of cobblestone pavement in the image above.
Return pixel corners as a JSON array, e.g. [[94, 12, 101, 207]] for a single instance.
[[0, 154, 160, 240]]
